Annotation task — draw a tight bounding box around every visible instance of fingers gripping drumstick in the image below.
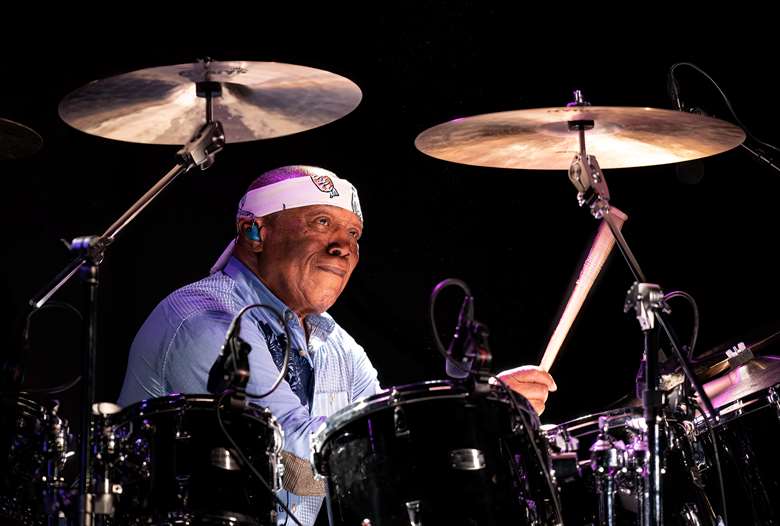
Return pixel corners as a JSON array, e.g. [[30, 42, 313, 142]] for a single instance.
[[539, 208, 628, 372]]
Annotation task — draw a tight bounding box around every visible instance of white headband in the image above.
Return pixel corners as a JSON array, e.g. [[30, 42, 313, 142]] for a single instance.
[[210, 171, 363, 274]]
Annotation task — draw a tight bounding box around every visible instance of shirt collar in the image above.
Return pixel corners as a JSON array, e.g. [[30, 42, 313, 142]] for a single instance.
[[222, 256, 336, 341]]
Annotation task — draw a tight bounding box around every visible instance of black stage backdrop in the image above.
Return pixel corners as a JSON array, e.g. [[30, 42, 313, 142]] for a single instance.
[[1, 6, 778, 435]]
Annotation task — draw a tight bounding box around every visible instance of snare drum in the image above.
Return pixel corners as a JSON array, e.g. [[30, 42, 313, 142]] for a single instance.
[[1, 396, 70, 526], [102, 394, 283, 526], [312, 380, 559, 526]]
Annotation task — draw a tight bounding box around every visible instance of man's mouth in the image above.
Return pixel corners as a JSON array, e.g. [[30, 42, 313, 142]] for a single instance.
[[317, 264, 346, 277]]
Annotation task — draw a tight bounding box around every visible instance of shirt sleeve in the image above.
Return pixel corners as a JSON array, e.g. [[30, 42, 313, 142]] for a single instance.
[[165, 311, 325, 461], [348, 336, 381, 402]]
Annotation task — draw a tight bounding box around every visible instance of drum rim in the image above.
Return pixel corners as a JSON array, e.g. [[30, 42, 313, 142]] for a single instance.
[[110, 393, 282, 442], [311, 379, 527, 455], [542, 406, 645, 437], [694, 382, 780, 429]]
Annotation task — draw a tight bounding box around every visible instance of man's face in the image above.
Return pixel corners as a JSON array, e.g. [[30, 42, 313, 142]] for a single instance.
[[257, 204, 362, 318]]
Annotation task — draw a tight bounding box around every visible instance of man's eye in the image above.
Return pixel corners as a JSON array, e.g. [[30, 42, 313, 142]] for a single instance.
[[316, 217, 330, 226], [349, 230, 360, 239]]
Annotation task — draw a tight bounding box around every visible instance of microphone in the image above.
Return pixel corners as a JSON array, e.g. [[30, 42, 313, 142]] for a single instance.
[[667, 74, 707, 183], [208, 316, 252, 395], [445, 295, 475, 379], [667, 71, 683, 112]]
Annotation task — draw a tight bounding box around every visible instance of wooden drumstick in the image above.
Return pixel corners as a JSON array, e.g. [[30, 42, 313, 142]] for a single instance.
[[539, 207, 628, 372]]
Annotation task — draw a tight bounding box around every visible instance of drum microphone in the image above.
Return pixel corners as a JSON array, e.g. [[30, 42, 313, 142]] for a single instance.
[[445, 295, 475, 379], [208, 317, 252, 395]]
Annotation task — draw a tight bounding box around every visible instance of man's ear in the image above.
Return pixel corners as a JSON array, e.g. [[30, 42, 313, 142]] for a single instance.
[[237, 218, 263, 252]]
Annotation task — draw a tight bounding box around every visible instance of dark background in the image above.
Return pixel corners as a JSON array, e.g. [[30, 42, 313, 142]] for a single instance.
[[1, 6, 778, 432]]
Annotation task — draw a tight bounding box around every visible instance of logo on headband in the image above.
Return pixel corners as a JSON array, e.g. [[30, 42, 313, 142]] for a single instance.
[[310, 174, 339, 198]]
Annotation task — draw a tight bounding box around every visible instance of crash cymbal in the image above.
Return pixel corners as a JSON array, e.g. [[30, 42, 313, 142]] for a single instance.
[[702, 355, 780, 410], [59, 60, 362, 145], [1, 118, 43, 159], [415, 106, 745, 170]]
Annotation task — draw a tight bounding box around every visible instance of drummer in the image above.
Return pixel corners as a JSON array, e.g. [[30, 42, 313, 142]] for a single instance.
[[117, 165, 557, 526]]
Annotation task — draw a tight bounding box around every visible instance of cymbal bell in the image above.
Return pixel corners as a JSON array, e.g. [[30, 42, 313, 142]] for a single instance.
[[415, 106, 746, 170], [59, 60, 363, 145], [1, 118, 43, 159]]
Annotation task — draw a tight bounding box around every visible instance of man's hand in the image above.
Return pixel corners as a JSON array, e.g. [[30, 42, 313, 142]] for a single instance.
[[495, 365, 557, 415]]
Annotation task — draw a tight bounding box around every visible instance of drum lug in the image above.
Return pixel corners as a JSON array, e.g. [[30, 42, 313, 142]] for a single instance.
[[394, 406, 410, 438], [275, 458, 285, 490], [769, 386, 780, 418], [680, 502, 704, 526], [405, 499, 423, 526]]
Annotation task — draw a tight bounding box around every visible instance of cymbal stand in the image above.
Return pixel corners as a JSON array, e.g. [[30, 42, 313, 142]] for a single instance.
[[565, 91, 718, 526], [27, 81, 225, 526]]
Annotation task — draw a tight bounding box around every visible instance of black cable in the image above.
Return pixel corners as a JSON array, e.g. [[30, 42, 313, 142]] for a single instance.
[[492, 377, 564, 525], [221, 303, 292, 399], [429, 278, 475, 376], [216, 391, 303, 526], [7, 301, 84, 395], [659, 291, 727, 525], [663, 290, 700, 361], [702, 414, 729, 526], [669, 62, 780, 154]]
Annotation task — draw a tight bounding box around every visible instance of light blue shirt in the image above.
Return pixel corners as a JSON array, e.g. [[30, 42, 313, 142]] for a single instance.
[[118, 256, 380, 525]]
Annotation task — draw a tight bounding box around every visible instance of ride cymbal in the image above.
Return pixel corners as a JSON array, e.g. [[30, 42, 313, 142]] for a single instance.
[[415, 106, 745, 170]]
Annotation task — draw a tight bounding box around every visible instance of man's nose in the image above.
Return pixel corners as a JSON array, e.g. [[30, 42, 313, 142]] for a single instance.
[[327, 229, 355, 257]]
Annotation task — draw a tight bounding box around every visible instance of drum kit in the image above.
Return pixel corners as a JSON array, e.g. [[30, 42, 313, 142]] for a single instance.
[[1, 57, 778, 526]]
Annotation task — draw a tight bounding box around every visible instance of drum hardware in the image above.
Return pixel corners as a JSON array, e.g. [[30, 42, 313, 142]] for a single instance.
[[770, 386, 780, 416], [405, 500, 423, 526], [449, 448, 487, 471], [1, 396, 74, 524], [590, 417, 628, 526], [565, 91, 724, 526]]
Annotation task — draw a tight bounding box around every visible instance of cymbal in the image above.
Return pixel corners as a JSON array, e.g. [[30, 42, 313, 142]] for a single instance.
[[694, 326, 780, 380], [415, 106, 746, 170], [1, 118, 43, 159], [59, 60, 362, 145], [702, 355, 780, 411]]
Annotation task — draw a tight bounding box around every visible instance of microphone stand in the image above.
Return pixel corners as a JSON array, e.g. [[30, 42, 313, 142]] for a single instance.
[[565, 91, 719, 526], [26, 81, 226, 526]]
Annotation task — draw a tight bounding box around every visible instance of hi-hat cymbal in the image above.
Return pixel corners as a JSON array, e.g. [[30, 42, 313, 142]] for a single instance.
[[415, 106, 746, 170], [1, 118, 43, 159], [59, 60, 363, 145]]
